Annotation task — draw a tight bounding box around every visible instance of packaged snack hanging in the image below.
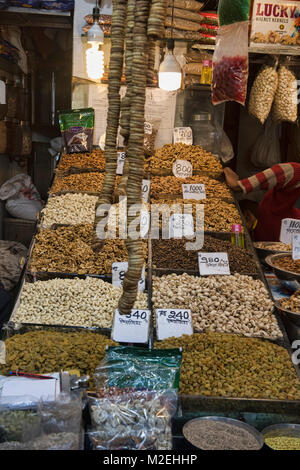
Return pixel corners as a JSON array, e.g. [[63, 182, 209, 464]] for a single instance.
[[59, 108, 95, 154], [212, 21, 249, 105]]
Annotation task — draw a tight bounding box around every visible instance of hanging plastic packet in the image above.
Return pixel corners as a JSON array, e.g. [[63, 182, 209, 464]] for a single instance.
[[59, 108, 94, 154], [250, 117, 281, 169], [218, 0, 250, 26], [212, 21, 249, 105], [272, 59, 298, 124]]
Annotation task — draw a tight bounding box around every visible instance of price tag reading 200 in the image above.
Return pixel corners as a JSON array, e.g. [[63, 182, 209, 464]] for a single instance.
[[112, 309, 150, 343], [156, 309, 193, 341]]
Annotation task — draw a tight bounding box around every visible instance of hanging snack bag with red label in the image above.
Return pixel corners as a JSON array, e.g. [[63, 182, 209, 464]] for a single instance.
[[212, 21, 249, 105]]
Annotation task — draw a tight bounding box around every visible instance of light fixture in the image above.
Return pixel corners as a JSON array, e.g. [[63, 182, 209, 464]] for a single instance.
[[158, 39, 182, 91], [86, 1, 104, 81], [158, 0, 182, 91]]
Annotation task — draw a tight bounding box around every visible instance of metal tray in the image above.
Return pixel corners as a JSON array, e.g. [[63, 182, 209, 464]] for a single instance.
[[265, 253, 300, 285]]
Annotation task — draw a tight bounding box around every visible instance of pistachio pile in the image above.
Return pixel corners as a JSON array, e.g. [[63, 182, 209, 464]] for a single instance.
[[50, 172, 106, 195], [152, 273, 281, 340], [0, 330, 115, 387], [41, 193, 98, 227], [150, 176, 233, 200], [155, 332, 300, 400], [11, 277, 148, 328]]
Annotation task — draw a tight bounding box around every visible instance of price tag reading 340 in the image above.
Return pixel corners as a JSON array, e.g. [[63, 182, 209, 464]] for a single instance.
[[182, 183, 206, 200], [156, 309, 193, 341], [173, 127, 193, 145], [112, 309, 150, 343], [112, 262, 145, 291], [172, 159, 193, 179], [198, 252, 230, 276]]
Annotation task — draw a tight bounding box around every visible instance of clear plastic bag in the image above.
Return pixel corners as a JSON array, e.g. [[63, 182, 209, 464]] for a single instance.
[[248, 59, 279, 124], [250, 118, 281, 169], [272, 63, 298, 124], [88, 389, 177, 450], [212, 22, 249, 105]]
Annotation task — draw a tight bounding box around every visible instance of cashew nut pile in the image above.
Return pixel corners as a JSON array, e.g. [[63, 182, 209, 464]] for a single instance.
[[249, 65, 278, 124], [41, 193, 98, 227], [12, 277, 148, 328], [152, 273, 282, 340], [272, 65, 298, 123]]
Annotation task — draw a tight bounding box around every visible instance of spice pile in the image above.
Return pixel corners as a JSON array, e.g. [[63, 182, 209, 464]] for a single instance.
[[152, 237, 258, 274], [149, 143, 222, 175], [264, 436, 300, 451], [155, 332, 300, 399], [50, 172, 106, 195], [152, 273, 281, 339], [12, 277, 148, 328], [57, 149, 106, 172], [41, 193, 98, 227]]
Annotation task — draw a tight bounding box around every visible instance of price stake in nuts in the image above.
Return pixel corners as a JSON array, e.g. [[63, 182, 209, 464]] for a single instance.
[[112, 262, 145, 291], [156, 309, 193, 341], [112, 309, 150, 343], [280, 218, 300, 245], [169, 213, 194, 239], [198, 252, 230, 276], [292, 234, 300, 260], [116, 151, 126, 175], [172, 159, 193, 179], [182, 183, 206, 200], [173, 127, 193, 145], [141, 179, 150, 203]]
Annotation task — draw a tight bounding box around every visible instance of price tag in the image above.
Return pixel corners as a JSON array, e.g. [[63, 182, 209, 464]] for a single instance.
[[0, 80, 6, 105], [280, 218, 300, 245], [156, 309, 193, 341], [173, 127, 193, 145], [141, 179, 150, 203], [182, 183, 206, 200], [112, 262, 146, 291], [172, 159, 193, 179], [292, 234, 300, 260], [169, 213, 194, 239], [116, 151, 126, 175], [112, 309, 150, 344], [140, 209, 150, 238], [198, 252, 230, 275]]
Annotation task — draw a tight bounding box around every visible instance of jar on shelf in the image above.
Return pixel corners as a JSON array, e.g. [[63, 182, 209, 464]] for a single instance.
[[189, 112, 222, 155], [200, 60, 212, 85]]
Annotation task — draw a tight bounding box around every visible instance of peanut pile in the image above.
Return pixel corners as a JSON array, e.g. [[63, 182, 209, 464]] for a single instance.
[[41, 193, 98, 227], [58, 149, 106, 172], [152, 273, 281, 340], [248, 65, 278, 124], [272, 66, 298, 123], [150, 176, 233, 200], [50, 172, 106, 195]]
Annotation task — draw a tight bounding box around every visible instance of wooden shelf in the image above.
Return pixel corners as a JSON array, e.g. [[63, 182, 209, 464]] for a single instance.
[[0, 8, 72, 29]]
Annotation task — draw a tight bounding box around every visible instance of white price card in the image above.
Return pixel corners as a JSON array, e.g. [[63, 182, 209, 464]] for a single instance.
[[198, 252, 230, 276], [172, 159, 193, 179], [0, 80, 6, 105], [112, 262, 145, 291], [141, 179, 150, 203], [173, 127, 193, 145], [116, 151, 126, 175], [292, 234, 300, 260], [156, 309, 193, 341], [182, 183, 206, 200], [169, 213, 194, 239], [140, 209, 150, 238], [280, 218, 300, 245], [112, 309, 150, 344]]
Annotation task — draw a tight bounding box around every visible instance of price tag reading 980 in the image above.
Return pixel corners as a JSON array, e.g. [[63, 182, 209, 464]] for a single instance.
[[198, 252, 230, 276], [112, 309, 150, 343], [156, 309, 193, 340], [112, 262, 145, 291]]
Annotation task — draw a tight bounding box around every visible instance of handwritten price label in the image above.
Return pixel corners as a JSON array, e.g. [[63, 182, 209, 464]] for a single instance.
[[198, 252, 230, 275], [292, 234, 300, 260], [141, 179, 150, 203], [156, 309, 193, 340], [182, 183, 206, 200], [112, 262, 145, 291], [169, 213, 194, 239], [112, 309, 150, 343], [173, 159, 193, 179], [116, 151, 126, 175], [280, 218, 300, 245], [173, 127, 193, 145]]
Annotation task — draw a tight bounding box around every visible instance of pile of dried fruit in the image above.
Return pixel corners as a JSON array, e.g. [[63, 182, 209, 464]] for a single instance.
[[152, 236, 258, 275], [57, 149, 106, 172], [0, 330, 115, 387], [12, 277, 148, 328], [150, 176, 233, 200], [152, 273, 281, 339], [149, 143, 223, 174], [50, 172, 106, 195], [155, 332, 300, 399]]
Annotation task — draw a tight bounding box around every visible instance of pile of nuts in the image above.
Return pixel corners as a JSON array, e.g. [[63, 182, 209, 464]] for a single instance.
[[29, 225, 146, 275], [0, 330, 115, 386], [280, 290, 300, 313], [41, 193, 98, 227], [0, 433, 81, 451], [254, 242, 291, 251], [152, 236, 258, 275], [152, 273, 281, 340], [153, 198, 242, 232], [272, 66, 298, 123], [149, 143, 223, 175], [155, 332, 300, 400], [12, 277, 148, 328], [273, 255, 300, 274], [50, 172, 106, 195], [150, 176, 233, 200], [57, 149, 106, 172], [248, 65, 278, 124]]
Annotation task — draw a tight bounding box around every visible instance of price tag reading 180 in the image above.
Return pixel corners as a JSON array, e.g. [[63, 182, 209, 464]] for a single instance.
[[198, 252, 230, 276], [112, 309, 150, 343], [172, 159, 193, 179], [112, 262, 145, 291], [156, 309, 193, 341]]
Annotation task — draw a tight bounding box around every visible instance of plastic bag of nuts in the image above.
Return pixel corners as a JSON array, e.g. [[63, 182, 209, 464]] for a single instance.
[[248, 60, 278, 124], [272, 63, 298, 123]]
